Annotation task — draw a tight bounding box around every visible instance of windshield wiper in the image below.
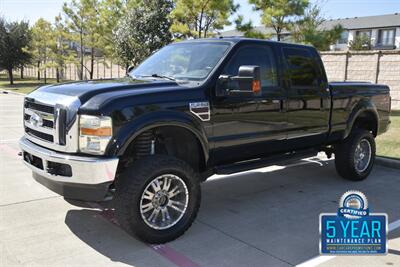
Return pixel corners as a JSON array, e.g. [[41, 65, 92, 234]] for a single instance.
[[140, 74, 176, 81]]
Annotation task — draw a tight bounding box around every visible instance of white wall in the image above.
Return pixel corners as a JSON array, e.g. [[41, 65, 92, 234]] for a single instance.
[[371, 29, 378, 46], [395, 27, 400, 49]]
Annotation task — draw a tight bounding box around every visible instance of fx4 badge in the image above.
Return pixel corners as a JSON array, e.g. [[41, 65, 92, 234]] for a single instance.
[[189, 102, 210, 121]]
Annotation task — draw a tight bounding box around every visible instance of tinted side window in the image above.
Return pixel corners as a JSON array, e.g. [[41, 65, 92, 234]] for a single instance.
[[283, 47, 319, 87], [223, 45, 278, 89]]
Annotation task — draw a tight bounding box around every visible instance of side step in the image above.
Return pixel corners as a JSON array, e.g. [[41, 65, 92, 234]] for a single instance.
[[214, 149, 318, 175]]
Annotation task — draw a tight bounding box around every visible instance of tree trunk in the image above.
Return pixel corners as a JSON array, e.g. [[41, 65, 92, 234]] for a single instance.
[[20, 66, 24, 79], [7, 68, 14, 85], [37, 61, 41, 80], [44, 68, 47, 84], [90, 47, 94, 80], [56, 67, 60, 83], [277, 33, 281, 41], [80, 30, 84, 80]]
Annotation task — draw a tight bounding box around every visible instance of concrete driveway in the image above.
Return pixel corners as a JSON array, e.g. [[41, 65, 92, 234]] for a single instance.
[[1, 92, 399, 267]]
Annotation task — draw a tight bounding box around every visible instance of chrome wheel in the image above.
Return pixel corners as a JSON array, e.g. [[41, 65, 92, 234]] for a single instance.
[[354, 138, 372, 173], [140, 174, 189, 230]]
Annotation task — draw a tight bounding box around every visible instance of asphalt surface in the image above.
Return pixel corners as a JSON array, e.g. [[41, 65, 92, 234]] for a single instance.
[[1, 91, 399, 267]]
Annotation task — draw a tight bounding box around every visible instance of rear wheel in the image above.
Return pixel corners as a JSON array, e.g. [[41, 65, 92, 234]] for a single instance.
[[334, 130, 376, 181], [114, 155, 201, 243]]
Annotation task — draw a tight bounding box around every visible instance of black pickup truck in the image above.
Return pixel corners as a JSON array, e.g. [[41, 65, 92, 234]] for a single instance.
[[20, 38, 391, 243]]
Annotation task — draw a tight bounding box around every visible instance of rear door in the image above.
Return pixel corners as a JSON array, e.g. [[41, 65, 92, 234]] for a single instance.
[[282, 46, 330, 149]]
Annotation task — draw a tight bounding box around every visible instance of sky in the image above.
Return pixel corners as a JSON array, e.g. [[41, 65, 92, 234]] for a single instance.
[[0, 0, 399, 30]]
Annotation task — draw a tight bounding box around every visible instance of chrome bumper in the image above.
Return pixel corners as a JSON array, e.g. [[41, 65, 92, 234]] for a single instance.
[[19, 137, 119, 201]]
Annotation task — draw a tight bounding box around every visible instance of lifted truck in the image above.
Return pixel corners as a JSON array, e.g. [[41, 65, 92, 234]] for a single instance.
[[20, 38, 391, 243]]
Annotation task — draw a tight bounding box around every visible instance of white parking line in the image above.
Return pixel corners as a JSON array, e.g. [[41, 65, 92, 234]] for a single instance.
[[389, 219, 400, 231], [296, 219, 400, 267]]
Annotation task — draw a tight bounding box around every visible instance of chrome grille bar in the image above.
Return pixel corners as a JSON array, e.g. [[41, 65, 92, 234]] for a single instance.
[[22, 92, 81, 153], [24, 99, 56, 145]]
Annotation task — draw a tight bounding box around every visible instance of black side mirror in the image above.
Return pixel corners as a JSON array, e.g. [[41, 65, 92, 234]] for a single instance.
[[127, 66, 135, 73], [216, 65, 261, 96]]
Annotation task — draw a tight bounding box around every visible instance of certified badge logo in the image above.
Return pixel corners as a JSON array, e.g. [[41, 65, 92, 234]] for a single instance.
[[320, 191, 388, 255], [338, 191, 369, 219]]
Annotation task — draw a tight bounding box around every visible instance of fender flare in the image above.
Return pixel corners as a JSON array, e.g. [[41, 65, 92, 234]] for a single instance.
[[344, 99, 379, 139], [108, 110, 209, 163]]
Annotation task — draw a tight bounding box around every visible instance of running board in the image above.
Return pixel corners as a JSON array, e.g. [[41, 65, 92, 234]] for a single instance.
[[214, 149, 318, 175]]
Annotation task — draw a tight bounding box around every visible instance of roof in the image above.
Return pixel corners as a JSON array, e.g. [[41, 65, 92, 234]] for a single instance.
[[179, 37, 315, 49], [321, 13, 400, 30]]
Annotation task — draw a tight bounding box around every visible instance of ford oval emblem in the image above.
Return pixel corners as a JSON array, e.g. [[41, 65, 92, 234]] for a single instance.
[[30, 112, 43, 127]]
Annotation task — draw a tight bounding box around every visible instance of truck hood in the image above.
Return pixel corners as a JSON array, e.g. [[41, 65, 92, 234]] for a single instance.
[[31, 77, 181, 104]]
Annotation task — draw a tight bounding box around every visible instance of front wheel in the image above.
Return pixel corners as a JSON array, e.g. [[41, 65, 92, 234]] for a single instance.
[[114, 155, 201, 243], [334, 130, 376, 181]]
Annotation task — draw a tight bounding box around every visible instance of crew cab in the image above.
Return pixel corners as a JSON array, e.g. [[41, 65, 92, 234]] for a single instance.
[[19, 38, 391, 243]]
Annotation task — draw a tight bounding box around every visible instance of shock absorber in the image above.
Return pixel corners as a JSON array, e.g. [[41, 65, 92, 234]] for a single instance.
[[133, 131, 154, 159]]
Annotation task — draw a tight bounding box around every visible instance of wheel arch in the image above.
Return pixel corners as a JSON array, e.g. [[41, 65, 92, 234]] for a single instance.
[[345, 100, 379, 139], [110, 111, 209, 173]]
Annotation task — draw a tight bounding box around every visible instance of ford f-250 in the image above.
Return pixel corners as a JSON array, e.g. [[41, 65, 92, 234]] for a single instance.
[[19, 38, 391, 243]]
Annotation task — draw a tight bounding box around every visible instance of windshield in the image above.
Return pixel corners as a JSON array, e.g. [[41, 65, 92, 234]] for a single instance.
[[129, 42, 231, 82]]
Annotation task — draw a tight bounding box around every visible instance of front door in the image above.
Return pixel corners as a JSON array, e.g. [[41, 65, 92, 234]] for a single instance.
[[210, 43, 287, 165]]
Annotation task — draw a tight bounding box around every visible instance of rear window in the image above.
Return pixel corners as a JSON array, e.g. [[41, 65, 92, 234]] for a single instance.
[[283, 47, 319, 87]]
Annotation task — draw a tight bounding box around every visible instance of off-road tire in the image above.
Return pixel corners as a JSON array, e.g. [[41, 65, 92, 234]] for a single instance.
[[334, 129, 376, 181], [114, 155, 201, 243]]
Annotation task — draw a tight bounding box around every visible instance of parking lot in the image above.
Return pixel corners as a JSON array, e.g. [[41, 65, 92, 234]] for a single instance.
[[1, 92, 399, 267]]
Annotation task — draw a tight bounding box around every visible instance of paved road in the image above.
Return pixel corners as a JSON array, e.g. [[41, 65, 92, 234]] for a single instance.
[[1, 92, 399, 267]]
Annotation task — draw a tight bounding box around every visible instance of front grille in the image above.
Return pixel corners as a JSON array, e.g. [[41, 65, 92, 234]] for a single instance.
[[24, 114, 54, 128], [26, 127, 54, 142], [25, 101, 54, 114], [24, 99, 57, 145]]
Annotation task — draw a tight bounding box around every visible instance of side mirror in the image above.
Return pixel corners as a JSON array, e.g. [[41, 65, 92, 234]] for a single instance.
[[216, 65, 261, 96], [127, 66, 135, 73]]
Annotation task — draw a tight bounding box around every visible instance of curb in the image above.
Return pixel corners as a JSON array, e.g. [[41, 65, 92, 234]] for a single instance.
[[375, 156, 400, 170], [1, 89, 26, 96]]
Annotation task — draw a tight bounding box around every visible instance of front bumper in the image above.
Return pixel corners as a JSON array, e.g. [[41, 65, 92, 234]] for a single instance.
[[19, 137, 119, 201]]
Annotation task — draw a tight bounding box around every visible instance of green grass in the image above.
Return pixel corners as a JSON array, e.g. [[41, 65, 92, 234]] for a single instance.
[[0, 74, 67, 94], [376, 110, 400, 159]]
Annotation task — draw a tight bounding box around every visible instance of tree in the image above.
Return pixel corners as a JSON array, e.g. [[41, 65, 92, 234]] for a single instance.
[[51, 15, 75, 82], [234, 15, 269, 39], [349, 35, 372, 50], [31, 18, 55, 83], [97, 0, 126, 60], [290, 3, 343, 51], [249, 0, 309, 41], [171, 0, 238, 39], [114, 0, 173, 69], [0, 17, 32, 85], [63, 0, 101, 80]]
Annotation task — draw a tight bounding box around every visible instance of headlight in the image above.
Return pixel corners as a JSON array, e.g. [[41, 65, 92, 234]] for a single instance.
[[79, 115, 112, 155]]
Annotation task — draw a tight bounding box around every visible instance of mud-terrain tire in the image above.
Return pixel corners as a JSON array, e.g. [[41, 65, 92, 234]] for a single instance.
[[335, 130, 376, 181], [114, 155, 201, 243]]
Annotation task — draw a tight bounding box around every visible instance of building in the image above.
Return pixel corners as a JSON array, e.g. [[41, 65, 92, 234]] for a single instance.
[[219, 13, 400, 51], [324, 13, 400, 51]]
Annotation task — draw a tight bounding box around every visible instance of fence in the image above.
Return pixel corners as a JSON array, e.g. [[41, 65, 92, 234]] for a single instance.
[[320, 50, 400, 109], [18, 58, 126, 81]]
